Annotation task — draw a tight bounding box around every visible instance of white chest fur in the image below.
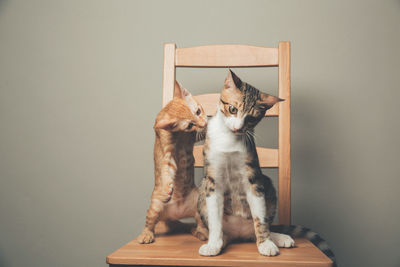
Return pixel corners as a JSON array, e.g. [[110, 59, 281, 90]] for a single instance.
[[207, 112, 248, 189], [208, 112, 246, 153]]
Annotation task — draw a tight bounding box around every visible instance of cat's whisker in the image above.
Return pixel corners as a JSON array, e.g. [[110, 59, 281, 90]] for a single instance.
[[196, 131, 206, 142], [247, 130, 256, 139], [246, 130, 255, 142], [246, 130, 259, 144], [244, 131, 254, 149], [253, 131, 261, 141]]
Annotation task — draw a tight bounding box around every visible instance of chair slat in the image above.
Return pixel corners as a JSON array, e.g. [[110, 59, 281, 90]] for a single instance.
[[194, 145, 278, 168], [278, 42, 291, 225], [176, 45, 278, 67], [162, 43, 176, 106], [194, 93, 278, 117]]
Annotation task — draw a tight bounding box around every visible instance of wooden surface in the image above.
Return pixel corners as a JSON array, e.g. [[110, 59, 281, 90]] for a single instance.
[[176, 45, 279, 67], [194, 145, 278, 168], [278, 42, 291, 225], [162, 43, 176, 106], [194, 93, 279, 117], [107, 224, 332, 267]]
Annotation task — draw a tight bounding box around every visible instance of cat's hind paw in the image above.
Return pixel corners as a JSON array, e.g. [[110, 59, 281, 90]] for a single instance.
[[199, 242, 222, 256], [192, 225, 208, 241], [270, 232, 295, 248], [137, 229, 155, 244], [258, 239, 279, 256]]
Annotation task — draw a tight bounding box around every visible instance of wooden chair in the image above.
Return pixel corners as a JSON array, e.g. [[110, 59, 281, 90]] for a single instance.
[[106, 43, 333, 267]]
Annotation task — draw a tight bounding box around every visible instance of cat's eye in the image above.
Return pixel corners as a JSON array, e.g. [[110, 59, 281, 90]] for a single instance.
[[228, 105, 238, 115], [187, 122, 194, 130], [196, 108, 201, 116]]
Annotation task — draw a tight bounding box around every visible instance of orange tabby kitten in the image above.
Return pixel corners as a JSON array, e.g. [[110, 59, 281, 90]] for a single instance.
[[137, 81, 209, 244]]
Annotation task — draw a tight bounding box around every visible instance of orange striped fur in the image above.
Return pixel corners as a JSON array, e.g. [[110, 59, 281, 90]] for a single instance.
[[137, 82, 208, 244]]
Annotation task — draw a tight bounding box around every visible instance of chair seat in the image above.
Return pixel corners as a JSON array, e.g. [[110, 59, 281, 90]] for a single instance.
[[106, 223, 333, 267]]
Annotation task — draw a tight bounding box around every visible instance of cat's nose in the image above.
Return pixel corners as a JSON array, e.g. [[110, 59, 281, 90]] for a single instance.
[[233, 127, 244, 133]]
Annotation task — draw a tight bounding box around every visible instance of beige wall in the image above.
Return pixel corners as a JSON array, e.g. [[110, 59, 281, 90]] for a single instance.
[[1, 0, 399, 266]]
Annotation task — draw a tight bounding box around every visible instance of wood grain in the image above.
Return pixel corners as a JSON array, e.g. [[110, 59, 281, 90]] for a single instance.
[[278, 42, 291, 225], [176, 45, 279, 67], [194, 145, 278, 168], [107, 223, 332, 267], [194, 93, 278, 117], [162, 43, 176, 106]]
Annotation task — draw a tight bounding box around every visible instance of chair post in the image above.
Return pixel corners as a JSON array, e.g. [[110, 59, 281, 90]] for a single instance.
[[162, 43, 176, 107], [278, 41, 291, 225]]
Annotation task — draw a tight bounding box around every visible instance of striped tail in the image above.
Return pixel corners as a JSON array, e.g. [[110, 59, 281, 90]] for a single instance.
[[271, 225, 337, 267]]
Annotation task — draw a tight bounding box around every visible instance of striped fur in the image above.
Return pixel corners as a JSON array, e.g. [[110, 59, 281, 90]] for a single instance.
[[137, 81, 208, 244]]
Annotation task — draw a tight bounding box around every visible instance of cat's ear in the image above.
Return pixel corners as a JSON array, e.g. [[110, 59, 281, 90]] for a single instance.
[[224, 69, 243, 89], [154, 119, 178, 131], [259, 93, 284, 109], [174, 81, 191, 99]]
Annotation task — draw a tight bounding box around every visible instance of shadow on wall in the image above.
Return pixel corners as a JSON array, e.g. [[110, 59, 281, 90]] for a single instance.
[[293, 90, 334, 183], [291, 87, 346, 262], [292, 87, 337, 207]]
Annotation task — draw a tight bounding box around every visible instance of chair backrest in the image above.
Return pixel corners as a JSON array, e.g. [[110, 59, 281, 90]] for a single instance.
[[162, 43, 291, 225]]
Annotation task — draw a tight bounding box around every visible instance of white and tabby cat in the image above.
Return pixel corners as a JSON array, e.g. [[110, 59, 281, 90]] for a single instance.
[[197, 70, 336, 265], [197, 70, 290, 256]]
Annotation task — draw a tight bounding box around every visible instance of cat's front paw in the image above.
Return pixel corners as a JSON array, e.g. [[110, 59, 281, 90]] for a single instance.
[[199, 242, 222, 256], [137, 228, 155, 244], [270, 232, 295, 248], [258, 239, 279, 256]]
